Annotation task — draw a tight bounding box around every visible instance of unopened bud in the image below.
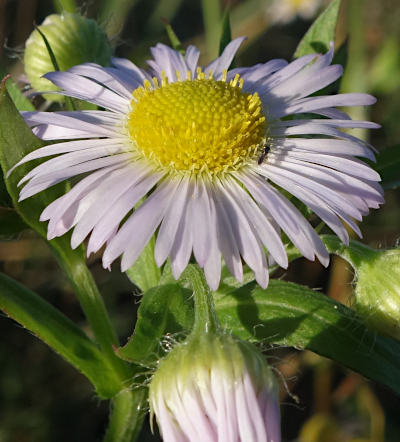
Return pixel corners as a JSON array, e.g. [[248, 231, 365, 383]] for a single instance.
[[149, 333, 281, 442], [354, 247, 400, 340], [322, 235, 400, 340], [24, 13, 112, 102]]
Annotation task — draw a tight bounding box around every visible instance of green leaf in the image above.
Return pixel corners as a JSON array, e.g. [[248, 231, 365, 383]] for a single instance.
[[374, 144, 400, 190], [0, 78, 129, 386], [0, 272, 122, 398], [0, 66, 35, 112], [117, 284, 193, 364], [294, 0, 341, 58], [219, 8, 232, 56], [125, 236, 161, 292], [5, 77, 35, 111], [214, 280, 400, 394], [0, 77, 68, 239]]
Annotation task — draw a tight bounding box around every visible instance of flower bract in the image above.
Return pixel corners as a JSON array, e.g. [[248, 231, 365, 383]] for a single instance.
[[11, 38, 384, 289]]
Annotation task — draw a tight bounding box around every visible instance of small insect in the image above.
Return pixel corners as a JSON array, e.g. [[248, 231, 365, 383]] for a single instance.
[[257, 144, 271, 165]]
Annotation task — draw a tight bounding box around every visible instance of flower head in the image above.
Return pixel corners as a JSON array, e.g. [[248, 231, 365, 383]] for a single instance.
[[12, 38, 383, 289], [24, 13, 112, 102], [149, 333, 281, 442]]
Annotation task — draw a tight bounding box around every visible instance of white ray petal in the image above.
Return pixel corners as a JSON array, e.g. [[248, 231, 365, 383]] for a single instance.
[[192, 179, 212, 267], [44, 71, 130, 112], [68, 63, 134, 98], [106, 179, 180, 271], [70, 163, 151, 248], [203, 190, 222, 291], [210, 185, 243, 283], [155, 176, 190, 266], [170, 190, 194, 280], [205, 37, 246, 78], [19, 153, 133, 201], [228, 175, 288, 268], [19, 143, 128, 185], [216, 179, 269, 288], [241, 173, 329, 266], [89, 171, 164, 256]]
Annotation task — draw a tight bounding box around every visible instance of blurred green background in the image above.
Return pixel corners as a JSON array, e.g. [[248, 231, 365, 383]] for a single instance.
[[0, 0, 399, 441]]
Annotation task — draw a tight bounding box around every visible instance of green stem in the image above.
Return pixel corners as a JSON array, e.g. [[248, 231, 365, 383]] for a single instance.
[[184, 265, 219, 335], [52, 243, 130, 382], [104, 388, 148, 442]]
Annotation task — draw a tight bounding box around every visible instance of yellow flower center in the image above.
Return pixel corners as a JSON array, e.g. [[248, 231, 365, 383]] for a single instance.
[[127, 72, 266, 175]]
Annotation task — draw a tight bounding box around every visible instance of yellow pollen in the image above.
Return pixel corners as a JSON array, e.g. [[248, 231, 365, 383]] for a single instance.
[[128, 74, 267, 175]]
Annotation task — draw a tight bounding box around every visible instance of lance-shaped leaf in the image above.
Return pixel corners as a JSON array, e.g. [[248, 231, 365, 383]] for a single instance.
[[116, 276, 400, 394], [0, 77, 128, 387], [219, 8, 232, 55], [294, 0, 341, 58], [0, 272, 122, 398], [214, 280, 400, 395], [116, 283, 194, 364], [0, 77, 73, 247]]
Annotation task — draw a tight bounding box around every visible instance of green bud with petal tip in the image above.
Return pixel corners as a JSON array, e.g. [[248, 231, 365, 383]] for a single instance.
[[24, 13, 112, 102], [149, 332, 281, 442], [322, 235, 400, 340]]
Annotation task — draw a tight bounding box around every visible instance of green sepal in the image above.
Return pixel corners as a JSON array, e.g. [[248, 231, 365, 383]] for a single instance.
[[214, 280, 400, 395], [294, 0, 341, 58], [0, 272, 122, 398]]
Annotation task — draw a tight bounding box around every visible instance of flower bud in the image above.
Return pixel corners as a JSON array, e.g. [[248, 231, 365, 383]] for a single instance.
[[354, 248, 400, 340], [149, 333, 281, 442], [24, 13, 112, 102]]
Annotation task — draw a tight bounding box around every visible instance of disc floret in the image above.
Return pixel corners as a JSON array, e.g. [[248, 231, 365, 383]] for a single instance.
[[128, 70, 267, 175]]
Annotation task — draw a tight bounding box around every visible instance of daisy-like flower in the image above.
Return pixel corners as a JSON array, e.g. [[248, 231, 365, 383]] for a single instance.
[[10, 38, 383, 290]]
